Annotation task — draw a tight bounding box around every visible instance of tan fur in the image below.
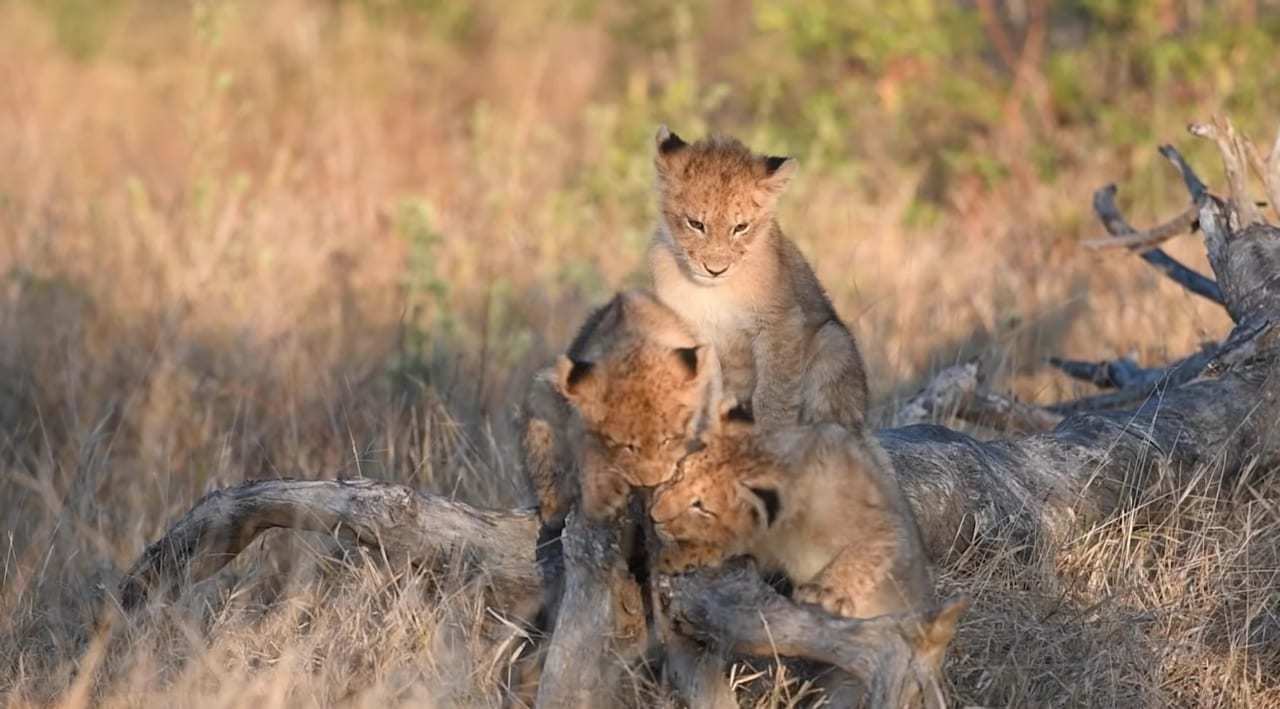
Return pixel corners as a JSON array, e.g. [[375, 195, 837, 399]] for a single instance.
[[648, 128, 869, 430], [516, 290, 720, 523], [650, 408, 933, 619]]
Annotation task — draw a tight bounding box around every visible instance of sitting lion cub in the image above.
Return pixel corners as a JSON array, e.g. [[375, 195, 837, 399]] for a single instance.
[[651, 405, 932, 619], [518, 290, 720, 525], [649, 127, 870, 431]]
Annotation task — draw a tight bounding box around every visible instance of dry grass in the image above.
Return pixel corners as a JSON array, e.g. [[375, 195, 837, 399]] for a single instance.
[[1, 1, 1278, 706]]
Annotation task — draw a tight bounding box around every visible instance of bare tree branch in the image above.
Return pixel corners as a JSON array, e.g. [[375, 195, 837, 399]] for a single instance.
[[1090, 184, 1223, 306], [1080, 204, 1198, 251], [897, 361, 1061, 433], [1241, 129, 1280, 223], [1190, 117, 1265, 227], [960, 389, 1063, 433], [1049, 354, 1152, 389], [1159, 143, 1210, 204], [894, 361, 982, 427], [1265, 125, 1280, 220], [117, 478, 541, 612]]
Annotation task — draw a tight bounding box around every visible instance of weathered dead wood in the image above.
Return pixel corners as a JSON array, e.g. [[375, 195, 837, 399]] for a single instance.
[[896, 135, 1280, 560], [894, 361, 983, 427], [1043, 339, 1223, 415], [1090, 184, 1224, 305], [1049, 354, 1155, 389], [115, 478, 955, 703], [117, 478, 541, 612], [118, 127, 1280, 704], [1196, 215, 1280, 327], [663, 560, 962, 708], [1081, 203, 1198, 251], [962, 388, 1063, 433], [648, 520, 738, 709], [534, 511, 647, 708], [1245, 124, 1280, 217], [1191, 117, 1266, 228], [895, 361, 1062, 433], [659, 634, 736, 709]]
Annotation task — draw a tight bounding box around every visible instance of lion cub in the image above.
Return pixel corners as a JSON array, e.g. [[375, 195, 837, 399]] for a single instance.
[[518, 290, 719, 525], [649, 127, 869, 430], [650, 405, 932, 619]]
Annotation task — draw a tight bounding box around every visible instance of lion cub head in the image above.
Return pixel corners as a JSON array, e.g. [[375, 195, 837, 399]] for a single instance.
[[649, 403, 782, 572], [653, 126, 796, 283], [555, 290, 719, 491]]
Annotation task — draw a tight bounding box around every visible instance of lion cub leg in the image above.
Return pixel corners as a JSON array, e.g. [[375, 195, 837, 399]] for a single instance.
[[798, 320, 869, 430], [517, 373, 577, 525], [578, 443, 632, 521], [792, 532, 899, 619], [750, 313, 808, 429]]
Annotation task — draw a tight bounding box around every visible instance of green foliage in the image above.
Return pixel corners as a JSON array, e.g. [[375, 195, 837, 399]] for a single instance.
[[35, 0, 126, 60], [393, 198, 535, 395], [21, 0, 1280, 328], [345, 0, 479, 40], [386, 198, 452, 393], [397, 198, 452, 344], [755, 0, 982, 72], [27, 0, 1278, 211]]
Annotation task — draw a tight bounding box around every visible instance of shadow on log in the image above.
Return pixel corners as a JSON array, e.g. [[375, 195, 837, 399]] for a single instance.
[[117, 120, 1280, 705]]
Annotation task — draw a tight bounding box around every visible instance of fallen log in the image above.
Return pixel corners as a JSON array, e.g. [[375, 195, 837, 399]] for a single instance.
[[116, 478, 541, 612]]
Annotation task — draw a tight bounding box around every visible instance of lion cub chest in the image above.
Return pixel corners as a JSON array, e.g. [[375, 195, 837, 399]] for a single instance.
[[656, 276, 760, 406], [751, 509, 839, 582]]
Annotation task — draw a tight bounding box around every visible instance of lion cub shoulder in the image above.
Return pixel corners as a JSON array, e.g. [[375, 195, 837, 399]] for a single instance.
[[651, 407, 931, 619], [517, 289, 719, 525], [647, 127, 869, 430]]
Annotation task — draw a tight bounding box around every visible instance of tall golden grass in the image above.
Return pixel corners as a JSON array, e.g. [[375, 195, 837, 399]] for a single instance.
[[1, 1, 1277, 706]]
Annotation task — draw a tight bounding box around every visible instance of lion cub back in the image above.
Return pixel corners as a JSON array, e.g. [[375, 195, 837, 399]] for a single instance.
[[652, 412, 932, 619]]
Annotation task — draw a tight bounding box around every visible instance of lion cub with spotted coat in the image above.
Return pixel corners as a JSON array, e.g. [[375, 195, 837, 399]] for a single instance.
[[651, 405, 932, 619], [518, 290, 719, 526], [649, 127, 868, 431]]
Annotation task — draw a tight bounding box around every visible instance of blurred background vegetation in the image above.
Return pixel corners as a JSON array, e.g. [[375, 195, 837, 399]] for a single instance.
[[2, 1, 1279, 705]]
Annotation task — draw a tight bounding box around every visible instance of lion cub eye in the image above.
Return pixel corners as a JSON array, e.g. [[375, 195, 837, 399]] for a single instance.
[[617, 442, 638, 455], [691, 499, 713, 516], [732, 222, 749, 236], [685, 217, 705, 234]]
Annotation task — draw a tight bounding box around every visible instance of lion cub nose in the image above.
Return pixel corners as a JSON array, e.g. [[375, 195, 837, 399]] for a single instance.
[[704, 263, 729, 277]]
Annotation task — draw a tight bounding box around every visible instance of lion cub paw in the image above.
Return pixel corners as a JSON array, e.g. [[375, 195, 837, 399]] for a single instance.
[[581, 470, 631, 521], [794, 583, 859, 618], [655, 543, 726, 574]]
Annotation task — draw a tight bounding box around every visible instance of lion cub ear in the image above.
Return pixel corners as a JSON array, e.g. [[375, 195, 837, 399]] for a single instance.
[[673, 346, 699, 378], [554, 355, 599, 404], [671, 344, 713, 383], [655, 125, 688, 156], [655, 125, 690, 179], [720, 398, 753, 424], [758, 154, 797, 196], [741, 482, 781, 528]]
